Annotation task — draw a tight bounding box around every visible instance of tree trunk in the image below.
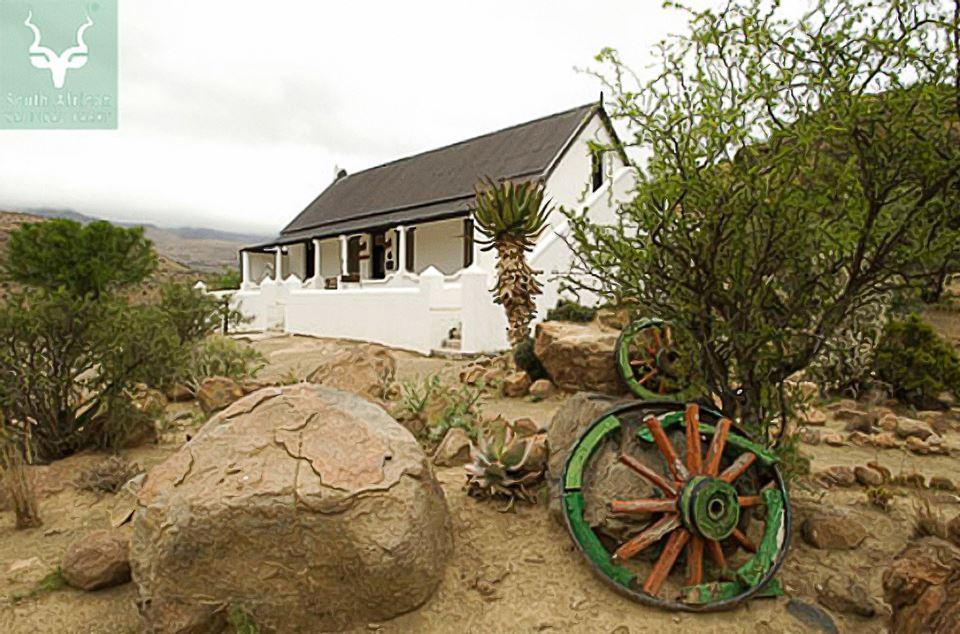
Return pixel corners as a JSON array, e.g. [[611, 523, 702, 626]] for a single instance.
[[1, 444, 41, 529], [493, 241, 542, 347]]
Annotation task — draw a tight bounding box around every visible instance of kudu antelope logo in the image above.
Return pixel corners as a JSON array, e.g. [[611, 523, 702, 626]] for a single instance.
[[23, 10, 93, 89]]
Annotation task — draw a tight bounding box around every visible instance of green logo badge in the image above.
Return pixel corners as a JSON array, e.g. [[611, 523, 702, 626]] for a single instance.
[[0, 0, 117, 129]]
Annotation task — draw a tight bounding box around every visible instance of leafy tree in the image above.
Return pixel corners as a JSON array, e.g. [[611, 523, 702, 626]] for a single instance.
[[473, 178, 552, 346], [2, 219, 155, 298], [567, 0, 960, 436], [157, 283, 245, 345]]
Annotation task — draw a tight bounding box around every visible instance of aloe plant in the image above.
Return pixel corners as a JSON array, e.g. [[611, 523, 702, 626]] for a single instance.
[[473, 178, 552, 346], [465, 417, 547, 510]]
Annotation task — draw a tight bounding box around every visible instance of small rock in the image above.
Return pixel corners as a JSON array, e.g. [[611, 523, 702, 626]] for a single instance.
[[6, 557, 45, 585], [917, 411, 952, 435], [459, 365, 485, 385], [786, 599, 839, 634], [817, 466, 856, 488], [240, 380, 267, 394], [906, 436, 930, 455], [432, 428, 472, 467], [164, 383, 193, 402], [197, 376, 244, 414], [501, 372, 532, 398], [836, 408, 876, 432], [847, 431, 872, 447], [61, 529, 131, 591], [799, 428, 821, 445], [867, 461, 892, 482], [816, 577, 878, 617], [801, 409, 828, 427], [802, 509, 867, 549], [822, 433, 845, 447], [896, 470, 926, 489], [878, 413, 899, 432], [528, 379, 556, 399], [854, 466, 884, 487], [930, 476, 956, 492], [871, 432, 900, 449], [826, 399, 858, 412], [896, 418, 934, 441], [482, 367, 507, 385]]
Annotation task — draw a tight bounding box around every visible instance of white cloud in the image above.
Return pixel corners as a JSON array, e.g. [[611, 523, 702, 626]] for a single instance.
[[0, 0, 712, 234]]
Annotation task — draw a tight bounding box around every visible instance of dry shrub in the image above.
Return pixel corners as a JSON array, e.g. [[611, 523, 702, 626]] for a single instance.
[[1, 443, 41, 529], [75, 456, 141, 494]]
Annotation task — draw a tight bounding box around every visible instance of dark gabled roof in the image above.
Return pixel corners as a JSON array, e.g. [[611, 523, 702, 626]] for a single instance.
[[267, 102, 603, 244]]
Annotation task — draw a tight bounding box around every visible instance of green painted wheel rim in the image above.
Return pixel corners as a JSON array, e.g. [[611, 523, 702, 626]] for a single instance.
[[561, 400, 791, 612], [616, 319, 698, 401]]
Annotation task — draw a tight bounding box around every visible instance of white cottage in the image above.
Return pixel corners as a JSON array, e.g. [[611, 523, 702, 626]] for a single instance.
[[230, 101, 637, 354]]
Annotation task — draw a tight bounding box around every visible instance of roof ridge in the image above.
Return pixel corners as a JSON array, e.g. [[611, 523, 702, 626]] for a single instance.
[[337, 102, 597, 181]]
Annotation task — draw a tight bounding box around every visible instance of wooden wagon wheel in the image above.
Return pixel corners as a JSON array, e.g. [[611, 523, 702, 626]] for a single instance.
[[561, 400, 790, 611], [616, 319, 696, 401]]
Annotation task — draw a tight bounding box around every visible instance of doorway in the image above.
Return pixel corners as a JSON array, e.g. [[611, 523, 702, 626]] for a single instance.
[[371, 230, 387, 279]]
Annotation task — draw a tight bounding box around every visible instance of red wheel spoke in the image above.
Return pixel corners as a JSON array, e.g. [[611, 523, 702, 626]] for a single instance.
[[619, 454, 677, 496], [645, 416, 690, 482], [651, 327, 663, 350], [731, 528, 758, 553], [629, 357, 655, 367], [704, 417, 731, 476], [685, 404, 702, 474], [610, 498, 677, 514], [706, 539, 726, 569], [642, 528, 691, 595], [686, 535, 704, 585], [719, 452, 756, 483], [641, 332, 657, 356], [613, 514, 680, 562], [738, 495, 762, 507], [664, 326, 673, 345], [637, 368, 658, 385]]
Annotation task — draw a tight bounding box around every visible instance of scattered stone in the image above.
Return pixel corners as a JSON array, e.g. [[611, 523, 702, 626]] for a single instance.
[[847, 431, 872, 447], [871, 432, 900, 449], [883, 537, 960, 633], [6, 556, 46, 586], [196, 376, 244, 414], [822, 433, 845, 447], [816, 577, 878, 618], [459, 365, 485, 385], [534, 321, 626, 395], [930, 476, 956, 492], [817, 466, 856, 487], [917, 411, 952, 435], [801, 409, 827, 427], [61, 529, 131, 591], [854, 465, 884, 487], [528, 379, 556, 399], [837, 409, 877, 432], [164, 383, 193, 402], [131, 384, 452, 633], [878, 413, 899, 432], [826, 399, 858, 412], [131, 385, 167, 413], [896, 418, 934, 441], [786, 599, 839, 634], [867, 461, 892, 482], [482, 367, 507, 385], [906, 436, 930, 455], [895, 470, 926, 489], [432, 427, 472, 467], [306, 346, 397, 400], [799, 427, 821, 445], [240, 380, 267, 394], [501, 371, 532, 398], [801, 508, 867, 549]]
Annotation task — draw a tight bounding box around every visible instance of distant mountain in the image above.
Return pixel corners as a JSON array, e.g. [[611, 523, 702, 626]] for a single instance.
[[16, 208, 271, 271]]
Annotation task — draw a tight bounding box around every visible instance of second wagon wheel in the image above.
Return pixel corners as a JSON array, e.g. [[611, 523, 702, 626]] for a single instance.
[[616, 318, 696, 401], [561, 401, 790, 611]]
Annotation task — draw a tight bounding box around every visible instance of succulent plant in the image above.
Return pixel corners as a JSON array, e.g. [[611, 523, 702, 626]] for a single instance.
[[465, 417, 548, 510]]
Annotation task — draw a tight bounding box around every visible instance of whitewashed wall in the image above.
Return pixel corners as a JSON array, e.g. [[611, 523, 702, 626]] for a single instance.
[[413, 217, 464, 274]]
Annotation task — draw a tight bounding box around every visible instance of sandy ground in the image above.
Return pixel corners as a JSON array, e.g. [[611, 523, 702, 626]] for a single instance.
[[2, 333, 959, 633]]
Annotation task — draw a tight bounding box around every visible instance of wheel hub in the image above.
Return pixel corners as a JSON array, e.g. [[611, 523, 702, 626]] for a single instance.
[[679, 476, 740, 540]]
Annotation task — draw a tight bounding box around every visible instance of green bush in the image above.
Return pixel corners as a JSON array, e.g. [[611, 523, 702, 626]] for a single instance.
[[513, 337, 548, 381], [182, 335, 264, 392], [546, 299, 596, 323], [874, 315, 960, 407], [394, 375, 484, 447]]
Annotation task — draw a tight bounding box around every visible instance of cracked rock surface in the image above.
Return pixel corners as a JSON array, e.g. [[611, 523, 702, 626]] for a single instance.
[[131, 384, 452, 633]]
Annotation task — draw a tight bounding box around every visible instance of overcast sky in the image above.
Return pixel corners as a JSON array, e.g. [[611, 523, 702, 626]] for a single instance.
[[0, 0, 719, 235]]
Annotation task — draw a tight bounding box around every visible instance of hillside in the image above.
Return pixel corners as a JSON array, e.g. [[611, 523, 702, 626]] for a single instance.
[[17, 208, 270, 272]]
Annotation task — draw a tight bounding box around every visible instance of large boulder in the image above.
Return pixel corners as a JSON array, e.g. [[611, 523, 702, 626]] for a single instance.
[[61, 529, 131, 591], [131, 384, 452, 633], [883, 536, 960, 633], [545, 392, 630, 523], [306, 346, 396, 400], [197, 376, 244, 414], [534, 321, 626, 395]]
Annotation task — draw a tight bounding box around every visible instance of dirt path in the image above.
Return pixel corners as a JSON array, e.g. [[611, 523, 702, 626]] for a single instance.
[[1, 334, 958, 632]]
